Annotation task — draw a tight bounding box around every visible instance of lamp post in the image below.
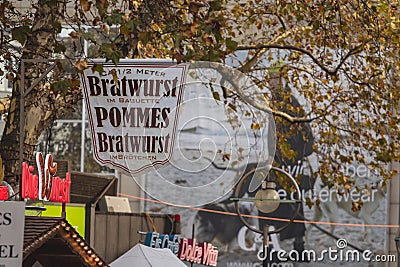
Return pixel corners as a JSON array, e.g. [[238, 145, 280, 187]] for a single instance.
[[232, 166, 302, 265]]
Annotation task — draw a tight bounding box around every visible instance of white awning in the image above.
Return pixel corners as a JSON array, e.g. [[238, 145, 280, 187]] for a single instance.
[[110, 244, 187, 267]]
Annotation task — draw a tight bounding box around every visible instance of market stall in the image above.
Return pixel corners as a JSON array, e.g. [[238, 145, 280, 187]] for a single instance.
[[23, 216, 108, 267], [110, 244, 187, 267]]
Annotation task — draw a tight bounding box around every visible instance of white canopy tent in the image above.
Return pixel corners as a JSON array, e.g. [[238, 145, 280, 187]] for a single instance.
[[110, 244, 187, 267]]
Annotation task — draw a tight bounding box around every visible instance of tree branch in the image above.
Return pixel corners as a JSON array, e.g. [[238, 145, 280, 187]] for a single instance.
[[238, 26, 314, 73], [237, 43, 364, 76], [191, 62, 315, 123]]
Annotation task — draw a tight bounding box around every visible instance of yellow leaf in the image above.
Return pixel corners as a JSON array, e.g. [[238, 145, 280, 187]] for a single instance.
[[137, 40, 144, 51], [191, 22, 199, 33], [75, 59, 88, 71], [351, 201, 363, 212], [110, 69, 118, 84], [222, 154, 231, 161], [131, 0, 141, 9], [120, 25, 129, 36], [80, 0, 91, 11], [152, 23, 162, 32]]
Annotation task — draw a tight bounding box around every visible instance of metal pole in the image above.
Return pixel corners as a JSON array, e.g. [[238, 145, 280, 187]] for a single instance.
[[80, 98, 86, 172], [263, 225, 270, 266], [19, 61, 25, 200], [397, 160, 400, 267], [80, 39, 88, 172], [61, 202, 66, 219], [191, 223, 195, 267]]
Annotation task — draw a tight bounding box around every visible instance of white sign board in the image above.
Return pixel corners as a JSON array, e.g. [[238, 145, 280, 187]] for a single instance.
[[0, 201, 25, 267], [80, 60, 189, 174]]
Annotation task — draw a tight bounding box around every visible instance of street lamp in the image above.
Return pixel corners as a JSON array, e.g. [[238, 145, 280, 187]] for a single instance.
[[232, 166, 302, 264], [254, 181, 280, 213]]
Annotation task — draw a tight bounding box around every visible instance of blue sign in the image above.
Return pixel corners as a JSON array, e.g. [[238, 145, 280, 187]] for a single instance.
[[144, 232, 181, 255]]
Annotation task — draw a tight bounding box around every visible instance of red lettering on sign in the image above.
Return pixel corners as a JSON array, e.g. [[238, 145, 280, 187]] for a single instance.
[[0, 186, 8, 200], [178, 239, 218, 266], [199, 242, 218, 266], [49, 173, 71, 203], [178, 238, 187, 260], [21, 162, 39, 199], [22, 153, 71, 203]]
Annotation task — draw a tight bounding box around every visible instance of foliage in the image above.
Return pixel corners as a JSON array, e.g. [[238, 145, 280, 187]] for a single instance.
[[0, 0, 399, 195]]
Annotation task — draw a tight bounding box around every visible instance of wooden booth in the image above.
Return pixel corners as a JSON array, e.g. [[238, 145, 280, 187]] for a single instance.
[[23, 216, 108, 267]]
